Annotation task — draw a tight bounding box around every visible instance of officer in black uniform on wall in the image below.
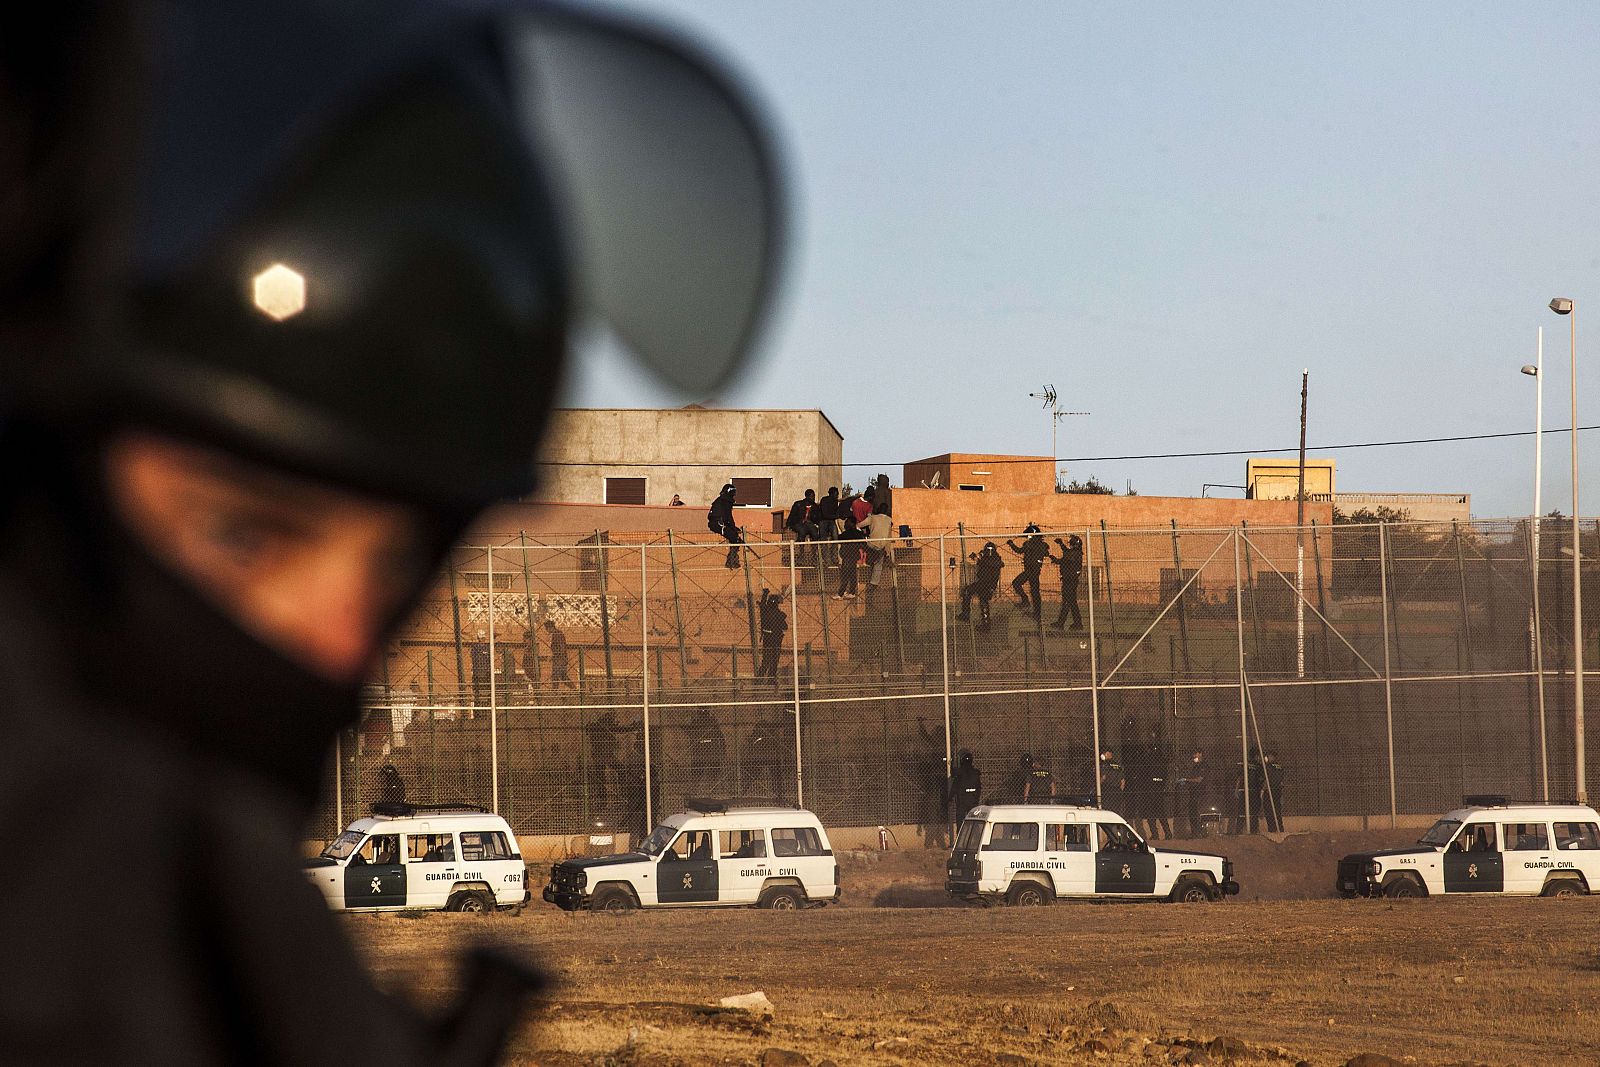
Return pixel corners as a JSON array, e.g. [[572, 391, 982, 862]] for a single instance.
[[0, 1, 783, 1061], [1048, 534, 1084, 630], [1007, 524, 1049, 619]]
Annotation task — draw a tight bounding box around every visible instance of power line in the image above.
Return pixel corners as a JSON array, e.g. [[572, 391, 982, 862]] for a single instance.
[[535, 424, 1600, 469]]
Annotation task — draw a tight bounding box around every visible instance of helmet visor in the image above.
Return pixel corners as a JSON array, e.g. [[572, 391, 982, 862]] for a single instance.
[[506, 5, 784, 395]]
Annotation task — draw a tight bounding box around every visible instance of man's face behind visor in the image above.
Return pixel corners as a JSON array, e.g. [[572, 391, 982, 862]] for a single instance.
[[104, 429, 434, 683]]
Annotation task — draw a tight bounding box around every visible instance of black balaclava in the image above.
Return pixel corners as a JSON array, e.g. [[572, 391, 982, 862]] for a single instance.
[[0, 418, 466, 811]]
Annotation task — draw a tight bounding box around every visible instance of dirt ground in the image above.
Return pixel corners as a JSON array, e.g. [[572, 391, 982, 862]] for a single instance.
[[346, 831, 1600, 1066]]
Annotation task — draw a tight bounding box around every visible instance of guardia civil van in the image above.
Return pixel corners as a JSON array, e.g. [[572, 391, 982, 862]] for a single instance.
[[946, 800, 1240, 905], [1336, 796, 1600, 898], [306, 803, 528, 912], [544, 804, 839, 911]]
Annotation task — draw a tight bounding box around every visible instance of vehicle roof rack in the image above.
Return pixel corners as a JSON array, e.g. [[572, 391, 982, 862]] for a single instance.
[[684, 797, 799, 814], [369, 801, 488, 817], [1059, 794, 1097, 808], [1462, 794, 1510, 808]]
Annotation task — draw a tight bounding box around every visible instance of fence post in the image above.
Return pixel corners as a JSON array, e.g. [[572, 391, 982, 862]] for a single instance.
[[665, 531, 689, 689], [1378, 523, 1398, 828], [1099, 519, 1118, 655], [487, 546, 499, 814], [519, 531, 539, 683], [334, 730, 343, 836], [1530, 518, 1549, 802], [641, 546, 652, 830], [938, 534, 953, 812], [1233, 529, 1250, 831], [447, 554, 466, 704], [742, 541, 759, 684], [594, 530, 615, 682], [1086, 526, 1103, 806], [1453, 519, 1474, 672], [789, 542, 804, 806], [1171, 519, 1192, 674]]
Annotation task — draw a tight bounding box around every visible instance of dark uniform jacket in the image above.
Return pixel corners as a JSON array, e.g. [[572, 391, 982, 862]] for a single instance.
[[0, 484, 534, 1065]]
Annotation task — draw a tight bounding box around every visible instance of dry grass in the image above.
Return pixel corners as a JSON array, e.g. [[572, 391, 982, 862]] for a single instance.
[[347, 896, 1600, 1066]]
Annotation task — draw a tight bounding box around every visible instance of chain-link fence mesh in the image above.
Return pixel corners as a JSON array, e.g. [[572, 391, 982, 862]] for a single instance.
[[316, 519, 1600, 841]]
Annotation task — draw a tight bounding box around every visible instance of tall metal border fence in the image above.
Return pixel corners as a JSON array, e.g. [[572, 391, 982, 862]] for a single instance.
[[318, 518, 1596, 841]]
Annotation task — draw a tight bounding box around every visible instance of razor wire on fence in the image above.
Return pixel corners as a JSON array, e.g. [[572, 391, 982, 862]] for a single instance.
[[317, 517, 1600, 841]]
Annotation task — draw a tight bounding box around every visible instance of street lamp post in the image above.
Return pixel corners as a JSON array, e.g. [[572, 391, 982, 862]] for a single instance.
[[1551, 296, 1583, 804], [1522, 331, 1548, 801]]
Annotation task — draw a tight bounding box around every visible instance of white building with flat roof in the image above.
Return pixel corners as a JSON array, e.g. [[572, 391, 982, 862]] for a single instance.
[[534, 406, 844, 512]]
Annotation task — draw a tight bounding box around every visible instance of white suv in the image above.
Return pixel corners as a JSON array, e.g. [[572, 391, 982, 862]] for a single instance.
[[946, 802, 1239, 905], [1337, 796, 1600, 898], [306, 803, 527, 912], [544, 805, 840, 911]]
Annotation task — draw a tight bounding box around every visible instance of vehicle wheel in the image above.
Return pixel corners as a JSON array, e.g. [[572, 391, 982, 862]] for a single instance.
[[1382, 877, 1423, 899], [590, 886, 638, 912], [1005, 881, 1051, 907], [760, 886, 805, 911], [448, 890, 492, 913], [1174, 878, 1214, 904], [1543, 879, 1587, 898]]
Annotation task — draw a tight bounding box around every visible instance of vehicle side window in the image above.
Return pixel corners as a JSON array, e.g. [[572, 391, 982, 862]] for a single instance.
[[1453, 823, 1498, 853], [983, 822, 1039, 852], [351, 833, 400, 866], [719, 830, 766, 859], [1096, 823, 1143, 853], [771, 827, 825, 857], [407, 833, 456, 863], [1554, 822, 1600, 850], [1045, 824, 1089, 852], [1503, 823, 1549, 851], [663, 830, 713, 861], [459, 830, 515, 862]]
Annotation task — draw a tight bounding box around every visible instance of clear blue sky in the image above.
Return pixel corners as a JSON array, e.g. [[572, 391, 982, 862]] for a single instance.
[[565, 1, 1600, 518]]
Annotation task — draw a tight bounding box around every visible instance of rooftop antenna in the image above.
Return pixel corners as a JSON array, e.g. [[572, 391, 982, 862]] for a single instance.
[[1028, 384, 1089, 489]]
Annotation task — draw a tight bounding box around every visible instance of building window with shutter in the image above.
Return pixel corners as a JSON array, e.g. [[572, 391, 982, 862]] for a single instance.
[[604, 477, 647, 505], [730, 477, 772, 507]]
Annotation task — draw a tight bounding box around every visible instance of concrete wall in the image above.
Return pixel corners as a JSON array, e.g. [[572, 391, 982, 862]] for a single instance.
[[535, 408, 843, 511], [904, 453, 1055, 495], [1322, 492, 1471, 524], [891, 488, 1333, 536]]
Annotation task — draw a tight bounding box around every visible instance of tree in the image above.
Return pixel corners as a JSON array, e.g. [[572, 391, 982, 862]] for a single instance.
[[1059, 475, 1115, 495], [1332, 505, 1411, 525]]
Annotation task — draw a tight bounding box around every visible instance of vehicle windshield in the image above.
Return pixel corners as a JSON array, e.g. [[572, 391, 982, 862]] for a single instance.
[[640, 824, 679, 856], [1418, 819, 1461, 847], [321, 830, 364, 861], [954, 819, 986, 851]]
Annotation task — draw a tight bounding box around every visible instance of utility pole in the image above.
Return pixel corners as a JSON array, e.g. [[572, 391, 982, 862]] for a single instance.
[[1296, 370, 1308, 679]]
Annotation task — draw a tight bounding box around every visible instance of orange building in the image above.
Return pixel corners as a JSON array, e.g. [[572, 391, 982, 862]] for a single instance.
[[903, 453, 1056, 495]]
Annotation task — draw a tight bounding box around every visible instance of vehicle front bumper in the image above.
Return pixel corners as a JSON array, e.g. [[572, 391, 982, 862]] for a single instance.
[[542, 884, 589, 911], [1335, 858, 1381, 898], [1220, 879, 1240, 896]]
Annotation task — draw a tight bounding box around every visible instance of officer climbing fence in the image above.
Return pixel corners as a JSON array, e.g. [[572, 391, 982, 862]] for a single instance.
[[321, 517, 1597, 842]]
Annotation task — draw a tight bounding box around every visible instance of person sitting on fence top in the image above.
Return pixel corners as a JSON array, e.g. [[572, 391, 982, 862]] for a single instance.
[[0, 1, 784, 1060], [709, 482, 745, 569], [786, 488, 819, 542]]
